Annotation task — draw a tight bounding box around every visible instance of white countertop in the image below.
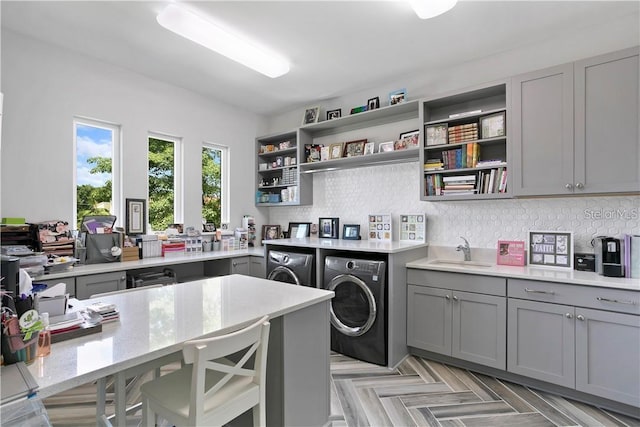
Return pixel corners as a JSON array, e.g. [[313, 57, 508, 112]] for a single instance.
[[263, 237, 428, 253], [26, 274, 334, 397], [34, 247, 265, 280]]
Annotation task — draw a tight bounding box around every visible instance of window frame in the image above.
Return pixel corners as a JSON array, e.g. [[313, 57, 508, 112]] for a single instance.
[[148, 132, 183, 227], [202, 142, 229, 225]]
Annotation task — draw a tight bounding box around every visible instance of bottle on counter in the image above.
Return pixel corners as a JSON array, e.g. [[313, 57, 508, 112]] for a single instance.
[[37, 312, 51, 357]]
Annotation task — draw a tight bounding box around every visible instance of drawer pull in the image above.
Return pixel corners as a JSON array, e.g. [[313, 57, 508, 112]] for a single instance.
[[565, 313, 573, 319], [577, 314, 585, 321], [524, 288, 555, 295], [445, 295, 450, 300], [452, 295, 459, 301], [596, 297, 636, 305]]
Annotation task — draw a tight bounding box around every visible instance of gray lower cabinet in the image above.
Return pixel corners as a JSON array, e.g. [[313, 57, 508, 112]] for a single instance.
[[407, 284, 506, 370], [35, 277, 76, 298], [249, 256, 265, 278], [230, 256, 250, 275], [76, 271, 127, 299]]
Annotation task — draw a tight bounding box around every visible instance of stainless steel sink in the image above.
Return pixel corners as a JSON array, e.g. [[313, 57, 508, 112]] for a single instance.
[[426, 259, 493, 268]]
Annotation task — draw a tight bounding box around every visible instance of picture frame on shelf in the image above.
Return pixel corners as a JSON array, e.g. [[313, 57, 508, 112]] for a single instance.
[[203, 223, 216, 233], [480, 111, 506, 139], [304, 144, 322, 163], [327, 108, 341, 120], [364, 142, 375, 155], [378, 141, 394, 153], [389, 88, 406, 105], [367, 97, 380, 111], [261, 224, 281, 243], [350, 105, 367, 115], [318, 217, 340, 239], [125, 198, 146, 235], [329, 143, 344, 159], [302, 106, 320, 125], [368, 214, 392, 241], [343, 139, 366, 157], [497, 240, 526, 266], [320, 146, 330, 161], [527, 230, 573, 268], [399, 214, 426, 242], [342, 224, 361, 240], [399, 129, 419, 140], [287, 222, 311, 238], [425, 124, 448, 146]]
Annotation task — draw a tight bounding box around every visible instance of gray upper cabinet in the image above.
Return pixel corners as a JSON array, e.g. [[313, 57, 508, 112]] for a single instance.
[[511, 47, 639, 196]]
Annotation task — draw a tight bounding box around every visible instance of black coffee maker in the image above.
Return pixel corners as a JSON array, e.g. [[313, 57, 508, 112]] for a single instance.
[[594, 237, 625, 277]]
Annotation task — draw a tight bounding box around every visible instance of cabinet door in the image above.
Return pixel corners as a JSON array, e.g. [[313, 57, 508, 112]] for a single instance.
[[575, 308, 640, 406], [76, 272, 126, 300], [230, 256, 250, 275], [574, 47, 640, 194], [511, 64, 574, 196], [249, 256, 265, 278], [407, 285, 452, 355], [507, 299, 575, 388], [452, 291, 506, 370], [36, 278, 76, 298]]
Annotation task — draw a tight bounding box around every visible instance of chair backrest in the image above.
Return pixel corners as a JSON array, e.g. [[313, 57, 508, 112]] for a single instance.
[[182, 315, 271, 423], [90, 284, 163, 298]]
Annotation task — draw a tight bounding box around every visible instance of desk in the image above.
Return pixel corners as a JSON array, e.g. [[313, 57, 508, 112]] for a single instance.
[[26, 275, 334, 426]]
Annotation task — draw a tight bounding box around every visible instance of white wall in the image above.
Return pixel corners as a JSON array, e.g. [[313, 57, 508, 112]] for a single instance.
[[1, 30, 269, 230]]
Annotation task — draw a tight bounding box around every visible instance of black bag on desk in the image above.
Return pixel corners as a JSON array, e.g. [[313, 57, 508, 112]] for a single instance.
[[84, 233, 122, 264]]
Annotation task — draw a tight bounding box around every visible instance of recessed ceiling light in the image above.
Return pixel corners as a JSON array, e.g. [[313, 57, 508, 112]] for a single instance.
[[157, 4, 290, 78], [409, 0, 458, 19]]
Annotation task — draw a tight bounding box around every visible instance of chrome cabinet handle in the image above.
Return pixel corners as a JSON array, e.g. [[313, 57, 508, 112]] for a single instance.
[[575, 182, 584, 189], [565, 313, 573, 319], [445, 295, 450, 300], [577, 314, 585, 321], [121, 275, 126, 282], [597, 297, 636, 305], [452, 295, 459, 301], [565, 183, 573, 190], [524, 288, 555, 295]]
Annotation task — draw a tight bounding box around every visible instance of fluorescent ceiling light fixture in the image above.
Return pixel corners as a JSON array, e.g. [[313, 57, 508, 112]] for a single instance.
[[157, 4, 290, 78], [409, 0, 458, 19]]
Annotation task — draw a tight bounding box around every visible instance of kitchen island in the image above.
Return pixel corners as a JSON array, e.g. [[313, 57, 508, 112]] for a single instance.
[[27, 274, 334, 426]]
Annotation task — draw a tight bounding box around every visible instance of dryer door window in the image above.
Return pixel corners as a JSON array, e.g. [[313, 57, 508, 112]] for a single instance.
[[267, 266, 301, 285], [328, 274, 377, 337]]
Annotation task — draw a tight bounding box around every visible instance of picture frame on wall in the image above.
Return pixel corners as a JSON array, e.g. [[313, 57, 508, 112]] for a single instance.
[[302, 106, 320, 125], [527, 230, 573, 268], [125, 198, 146, 235], [318, 217, 340, 239]]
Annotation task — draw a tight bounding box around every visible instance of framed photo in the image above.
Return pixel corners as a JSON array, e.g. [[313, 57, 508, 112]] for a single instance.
[[350, 105, 367, 115], [367, 97, 380, 111], [425, 124, 448, 146], [318, 217, 340, 239], [125, 198, 146, 235], [389, 88, 406, 105], [327, 108, 342, 120], [261, 225, 281, 243], [378, 141, 394, 153], [399, 129, 419, 140], [287, 222, 311, 238], [320, 146, 330, 161], [368, 214, 392, 241], [343, 139, 366, 157], [364, 142, 375, 155], [329, 143, 344, 159], [304, 144, 322, 163], [399, 214, 426, 242], [203, 223, 216, 232], [480, 111, 506, 139], [342, 224, 361, 240], [302, 106, 320, 125], [497, 240, 526, 266], [528, 231, 573, 268]]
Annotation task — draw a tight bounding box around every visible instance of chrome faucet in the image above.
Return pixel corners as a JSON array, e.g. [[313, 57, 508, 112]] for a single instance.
[[456, 237, 471, 261]]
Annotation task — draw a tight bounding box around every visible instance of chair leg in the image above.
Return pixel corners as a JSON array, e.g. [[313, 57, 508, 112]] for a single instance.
[[252, 403, 265, 427], [142, 399, 155, 427]]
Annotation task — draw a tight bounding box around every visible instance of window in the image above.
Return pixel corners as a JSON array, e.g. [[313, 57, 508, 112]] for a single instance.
[[148, 133, 182, 232], [202, 143, 228, 227], [74, 118, 121, 230]]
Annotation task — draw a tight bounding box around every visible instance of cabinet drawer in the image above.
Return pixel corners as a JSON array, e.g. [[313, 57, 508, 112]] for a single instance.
[[76, 271, 126, 300], [407, 269, 506, 296], [508, 279, 640, 315]]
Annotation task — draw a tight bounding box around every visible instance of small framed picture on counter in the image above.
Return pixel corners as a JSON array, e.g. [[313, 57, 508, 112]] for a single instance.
[[399, 214, 426, 242], [497, 240, 525, 266], [528, 231, 573, 268], [368, 214, 392, 242]]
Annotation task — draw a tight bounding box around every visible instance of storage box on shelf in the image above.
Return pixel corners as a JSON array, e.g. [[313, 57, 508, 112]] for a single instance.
[[255, 130, 312, 206], [420, 82, 510, 201]]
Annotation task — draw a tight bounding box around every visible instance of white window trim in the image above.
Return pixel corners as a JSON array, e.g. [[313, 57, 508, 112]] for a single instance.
[[203, 142, 229, 224], [148, 132, 183, 224], [73, 117, 122, 228]]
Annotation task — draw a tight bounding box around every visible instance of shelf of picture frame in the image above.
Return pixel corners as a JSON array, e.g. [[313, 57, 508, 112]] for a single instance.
[[299, 148, 419, 173], [257, 147, 297, 158], [300, 100, 420, 137]]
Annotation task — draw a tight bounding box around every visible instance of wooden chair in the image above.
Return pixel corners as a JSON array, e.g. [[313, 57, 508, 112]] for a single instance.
[[140, 315, 271, 427]]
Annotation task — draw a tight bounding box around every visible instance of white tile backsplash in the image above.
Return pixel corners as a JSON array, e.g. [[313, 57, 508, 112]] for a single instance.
[[268, 162, 639, 252]]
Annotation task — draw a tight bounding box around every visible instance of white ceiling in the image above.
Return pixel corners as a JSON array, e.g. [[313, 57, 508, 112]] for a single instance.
[[2, 1, 638, 116]]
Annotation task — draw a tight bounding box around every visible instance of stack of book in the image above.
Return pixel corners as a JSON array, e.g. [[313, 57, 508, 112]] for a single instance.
[[477, 167, 507, 194], [162, 241, 186, 257], [424, 158, 444, 171], [425, 174, 443, 196], [448, 123, 478, 143], [136, 235, 162, 259], [441, 143, 480, 169], [442, 175, 477, 195], [37, 220, 75, 258], [86, 301, 120, 323], [49, 312, 103, 343]]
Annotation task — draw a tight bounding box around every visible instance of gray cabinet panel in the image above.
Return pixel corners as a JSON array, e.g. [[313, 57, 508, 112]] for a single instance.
[[36, 277, 76, 298], [507, 299, 575, 388], [452, 291, 506, 370], [574, 47, 640, 193], [511, 63, 574, 196], [407, 269, 506, 296], [407, 285, 451, 355], [575, 308, 640, 406], [76, 271, 126, 300], [249, 256, 265, 278], [230, 256, 250, 275]]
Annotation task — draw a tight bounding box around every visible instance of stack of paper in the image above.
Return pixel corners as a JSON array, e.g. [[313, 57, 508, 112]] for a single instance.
[[86, 302, 119, 323]]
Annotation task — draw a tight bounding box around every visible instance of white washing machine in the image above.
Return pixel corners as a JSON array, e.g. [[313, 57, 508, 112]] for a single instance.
[[266, 250, 315, 286]]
